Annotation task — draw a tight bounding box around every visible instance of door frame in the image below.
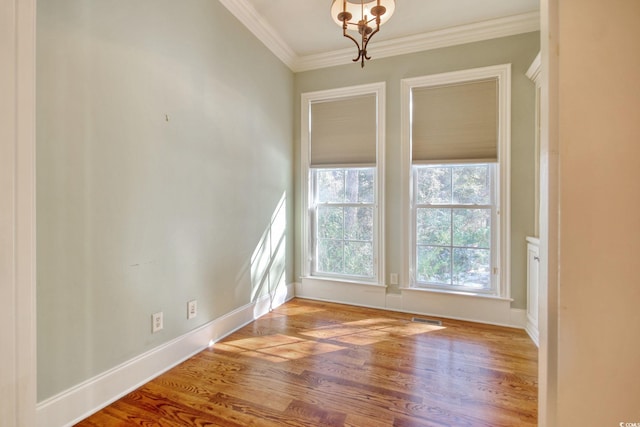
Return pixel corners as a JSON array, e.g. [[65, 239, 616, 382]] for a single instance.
[[0, 0, 37, 425]]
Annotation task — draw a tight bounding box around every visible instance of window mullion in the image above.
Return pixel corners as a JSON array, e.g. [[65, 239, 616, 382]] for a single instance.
[[416, 204, 492, 209], [449, 207, 454, 286], [449, 170, 454, 286]]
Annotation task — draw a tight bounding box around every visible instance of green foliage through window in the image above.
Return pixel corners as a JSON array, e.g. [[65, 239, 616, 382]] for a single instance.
[[313, 167, 375, 279], [414, 164, 494, 291]]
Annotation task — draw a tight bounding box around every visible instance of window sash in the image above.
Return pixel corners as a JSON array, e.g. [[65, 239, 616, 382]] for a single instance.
[[412, 164, 497, 294], [310, 167, 377, 281]]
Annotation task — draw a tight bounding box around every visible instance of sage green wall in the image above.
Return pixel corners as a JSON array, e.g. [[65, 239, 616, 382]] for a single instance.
[[294, 32, 539, 309], [36, 1, 293, 401]]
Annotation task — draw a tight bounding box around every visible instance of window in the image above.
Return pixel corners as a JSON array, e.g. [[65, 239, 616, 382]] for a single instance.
[[301, 83, 385, 284], [402, 65, 510, 297], [312, 167, 375, 278], [414, 163, 496, 293]]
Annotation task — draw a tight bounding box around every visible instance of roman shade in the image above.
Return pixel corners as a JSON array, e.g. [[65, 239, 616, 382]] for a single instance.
[[411, 78, 498, 163], [310, 94, 377, 166]]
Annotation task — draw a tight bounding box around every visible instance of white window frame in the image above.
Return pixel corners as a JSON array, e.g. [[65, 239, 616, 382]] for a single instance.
[[401, 64, 511, 298], [301, 82, 386, 285]]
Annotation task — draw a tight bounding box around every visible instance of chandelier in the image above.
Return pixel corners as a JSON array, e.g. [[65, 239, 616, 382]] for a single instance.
[[331, 0, 396, 68]]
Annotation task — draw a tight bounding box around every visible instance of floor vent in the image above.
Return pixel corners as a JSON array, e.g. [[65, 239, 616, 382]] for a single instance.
[[411, 317, 442, 326]]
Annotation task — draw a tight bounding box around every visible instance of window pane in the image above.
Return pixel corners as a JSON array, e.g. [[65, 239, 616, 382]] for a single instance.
[[416, 246, 451, 284], [317, 240, 343, 274], [359, 169, 375, 203], [317, 169, 344, 203], [452, 248, 490, 289], [344, 207, 373, 241], [416, 208, 451, 245], [344, 242, 373, 276], [317, 206, 343, 239], [453, 208, 491, 248], [452, 165, 490, 205], [343, 169, 375, 203], [416, 167, 451, 205]]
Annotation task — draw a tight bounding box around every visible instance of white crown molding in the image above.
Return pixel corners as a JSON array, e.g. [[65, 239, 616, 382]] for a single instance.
[[218, 0, 297, 68], [218, 0, 539, 73], [293, 11, 540, 72]]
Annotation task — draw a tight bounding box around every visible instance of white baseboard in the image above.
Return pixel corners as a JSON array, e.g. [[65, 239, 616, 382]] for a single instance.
[[510, 308, 528, 330], [398, 289, 526, 329], [385, 292, 403, 311], [526, 316, 540, 347], [36, 282, 295, 427], [296, 279, 527, 330], [295, 278, 387, 309]]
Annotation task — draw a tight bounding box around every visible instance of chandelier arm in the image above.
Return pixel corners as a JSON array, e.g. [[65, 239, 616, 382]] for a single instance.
[[361, 25, 380, 61], [342, 30, 363, 62]]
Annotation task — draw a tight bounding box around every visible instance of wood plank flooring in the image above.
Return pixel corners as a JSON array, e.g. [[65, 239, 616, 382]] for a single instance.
[[76, 298, 538, 426]]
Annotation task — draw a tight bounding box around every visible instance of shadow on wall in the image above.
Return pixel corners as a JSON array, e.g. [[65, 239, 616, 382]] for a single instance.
[[250, 192, 288, 314]]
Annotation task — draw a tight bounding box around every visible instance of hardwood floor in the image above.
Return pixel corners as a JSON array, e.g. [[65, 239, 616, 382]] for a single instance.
[[76, 298, 538, 426]]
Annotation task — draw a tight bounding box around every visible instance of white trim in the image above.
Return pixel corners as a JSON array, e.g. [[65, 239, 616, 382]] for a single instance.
[[538, 2, 559, 424], [385, 292, 403, 311], [400, 74, 412, 289], [527, 53, 542, 237], [398, 285, 512, 302], [296, 279, 388, 310], [36, 283, 295, 427], [218, 0, 297, 68], [401, 64, 511, 299], [293, 12, 540, 72], [526, 237, 540, 347], [295, 281, 526, 329], [0, 0, 37, 425], [526, 51, 542, 82], [527, 236, 540, 246], [499, 65, 512, 300], [216, 1, 539, 72], [511, 308, 529, 331], [300, 82, 386, 286], [399, 288, 522, 328], [526, 316, 540, 347]]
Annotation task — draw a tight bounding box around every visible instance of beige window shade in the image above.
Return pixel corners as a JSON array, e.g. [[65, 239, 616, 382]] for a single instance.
[[310, 94, 377, 166], [412, 78, 498, 163]]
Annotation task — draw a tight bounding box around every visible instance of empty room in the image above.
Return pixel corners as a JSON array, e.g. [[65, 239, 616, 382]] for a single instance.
[[3, 1, 639, 426]]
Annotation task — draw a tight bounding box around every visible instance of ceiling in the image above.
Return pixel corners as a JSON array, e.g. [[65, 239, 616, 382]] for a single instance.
[[219, 0, 540, 72]]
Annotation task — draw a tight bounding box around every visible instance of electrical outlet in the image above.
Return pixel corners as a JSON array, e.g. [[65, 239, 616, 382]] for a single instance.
[[187, 300, 197, 320], [390, 273, 399, 285], [152, 312, 163, 333]]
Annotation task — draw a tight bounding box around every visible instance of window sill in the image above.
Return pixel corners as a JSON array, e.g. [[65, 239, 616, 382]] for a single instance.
[[400, 286, 513, 302]]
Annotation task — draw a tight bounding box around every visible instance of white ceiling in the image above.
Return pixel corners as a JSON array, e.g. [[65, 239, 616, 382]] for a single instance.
[[220, 0, 540, 71]]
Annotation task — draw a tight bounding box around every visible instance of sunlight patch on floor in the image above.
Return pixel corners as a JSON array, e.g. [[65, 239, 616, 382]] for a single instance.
[[214, 333, 346, 362]]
